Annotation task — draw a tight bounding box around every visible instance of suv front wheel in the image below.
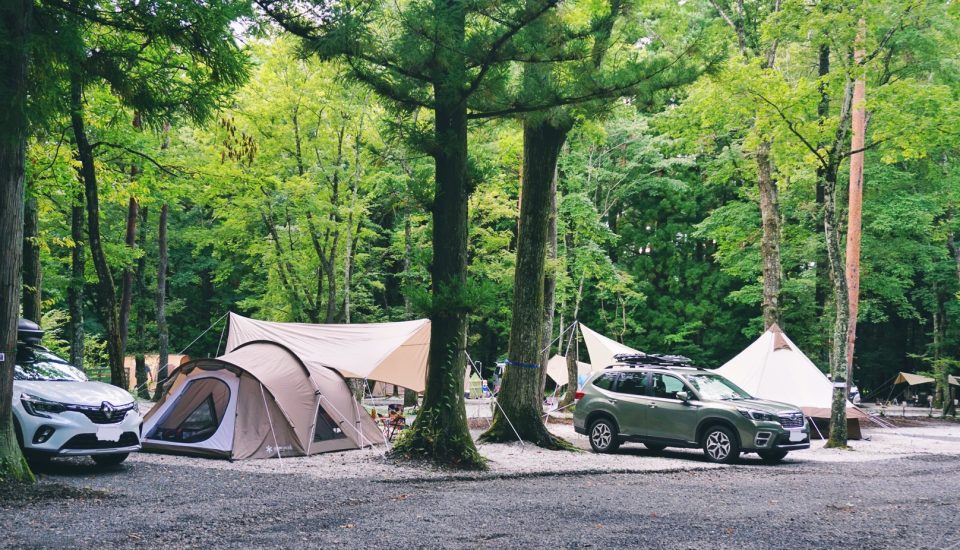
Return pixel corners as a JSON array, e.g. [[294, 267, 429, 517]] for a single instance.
[[588, 418, 621, 453], [702, 425, 740, 464]]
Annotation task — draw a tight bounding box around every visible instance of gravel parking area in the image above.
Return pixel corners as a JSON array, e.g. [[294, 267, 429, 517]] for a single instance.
[[2, 421, 958, 548]]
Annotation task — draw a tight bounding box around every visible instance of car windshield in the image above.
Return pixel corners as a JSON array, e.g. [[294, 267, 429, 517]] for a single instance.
[[14, 347, 87, 382], [685, 374, 752, 400]]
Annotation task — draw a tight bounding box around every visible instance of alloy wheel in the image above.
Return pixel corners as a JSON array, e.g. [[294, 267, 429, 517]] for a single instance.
[[705, 430, 731, 461]]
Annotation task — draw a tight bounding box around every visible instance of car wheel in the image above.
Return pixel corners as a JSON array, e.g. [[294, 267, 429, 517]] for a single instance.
[[757, 449, 788, 464], [92, 453, 129, 467], [702, 425, 740, 464], [589, 418, 620, 453], [644, 443, 666, 453]]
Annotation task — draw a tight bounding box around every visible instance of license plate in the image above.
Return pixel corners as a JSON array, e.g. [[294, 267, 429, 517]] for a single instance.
[[96, 427, 123, 442], [788, 430, 805, 442]]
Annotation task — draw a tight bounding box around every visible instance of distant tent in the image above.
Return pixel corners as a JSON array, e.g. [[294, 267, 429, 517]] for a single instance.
[[579, 323, 642, 371], [894, 372, 935, 386], [143, 341, 383, 459], [226, 312, 431, 391], [715, 323, 865, 439], [545, 354, 592, 388]]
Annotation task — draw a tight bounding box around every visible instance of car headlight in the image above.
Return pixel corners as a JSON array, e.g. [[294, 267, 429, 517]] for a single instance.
[[20, 393, 67, 418], [737, 408, 779, 423]]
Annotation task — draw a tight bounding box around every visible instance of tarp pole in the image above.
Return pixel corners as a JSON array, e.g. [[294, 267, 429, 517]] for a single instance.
[[361, 378, 393, 449], [259, 382, 285, 470], [465, 351, 524, 447], [807, 416, 824, 440], [306, 391, 323, 456]]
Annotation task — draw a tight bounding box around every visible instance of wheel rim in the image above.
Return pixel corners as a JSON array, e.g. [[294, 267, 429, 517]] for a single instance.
[[592, 423, 612, 449], [705, 430, 731, 460]]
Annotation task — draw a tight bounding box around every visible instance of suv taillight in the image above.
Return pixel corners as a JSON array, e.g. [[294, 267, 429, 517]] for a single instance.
[[574, 390, 584, 401]]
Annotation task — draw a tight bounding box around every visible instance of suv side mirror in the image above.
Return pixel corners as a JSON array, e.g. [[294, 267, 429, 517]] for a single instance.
[[675, 391, 690, 402]]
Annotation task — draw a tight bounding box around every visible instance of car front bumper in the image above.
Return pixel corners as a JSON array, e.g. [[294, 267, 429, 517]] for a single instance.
[[739, 421, 810, 452], [16, 406, 142, 457]]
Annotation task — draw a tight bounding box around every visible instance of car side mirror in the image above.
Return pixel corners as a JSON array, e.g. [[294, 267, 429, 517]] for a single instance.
[[676, 391, 690, 402]]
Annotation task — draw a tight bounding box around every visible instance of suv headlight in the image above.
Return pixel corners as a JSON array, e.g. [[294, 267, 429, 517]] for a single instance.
[[20, 393, 67, 418], [737, 408, 779, 423]]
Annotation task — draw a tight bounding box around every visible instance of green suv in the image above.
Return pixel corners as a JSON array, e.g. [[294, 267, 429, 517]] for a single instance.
[[573, 354, 810, 464]]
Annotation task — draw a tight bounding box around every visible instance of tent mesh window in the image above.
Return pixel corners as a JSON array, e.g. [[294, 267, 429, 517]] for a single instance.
[[150, 378, 230, 443], [313, 406, 346, 442]]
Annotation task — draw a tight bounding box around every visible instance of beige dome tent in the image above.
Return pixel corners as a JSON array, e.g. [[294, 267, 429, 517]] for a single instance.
[[143, 341, 384, 459], [714, 324, 865, 439]]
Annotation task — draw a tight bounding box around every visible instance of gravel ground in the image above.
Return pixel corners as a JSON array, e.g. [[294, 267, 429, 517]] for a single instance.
[[2, 422, 959, 549]]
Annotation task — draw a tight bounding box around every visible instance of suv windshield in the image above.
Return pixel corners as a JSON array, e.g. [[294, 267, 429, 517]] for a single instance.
[[14, 346, 87, 382], [685, 373, 751, 400]]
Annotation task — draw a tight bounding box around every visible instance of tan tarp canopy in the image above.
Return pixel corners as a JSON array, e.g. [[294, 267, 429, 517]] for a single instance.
[[950, 375, 960, 387], [226, 312, 430, 392], [894, 372, 935, 386], [579, 323, 642, 371], [715, 324, 866, 422], [143, 341, 383, 460], [545, 354, 592, 387]]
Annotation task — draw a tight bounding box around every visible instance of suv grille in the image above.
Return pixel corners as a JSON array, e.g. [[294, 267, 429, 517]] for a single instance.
[[65, 403, 135, 424], [778, 414, 804, 428]]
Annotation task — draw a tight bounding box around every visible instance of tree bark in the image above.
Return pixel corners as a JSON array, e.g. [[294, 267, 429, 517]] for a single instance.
[[21, 192, 41, 323], [814, 43, 831, 367], [757, 141, 781, 329], [119, 197, 139, 375], [845, 20, 866, 382], [391, 3, 482, 466], [70, 71, 127, 390], [153, 204, 169, 401], [0, 0, 35, 482], [481, 118, 571, 448], [133, 206, 150, 399], [68, 191, 85, 368], [823, 164, 850, 447], [539, 165, 559, 401]]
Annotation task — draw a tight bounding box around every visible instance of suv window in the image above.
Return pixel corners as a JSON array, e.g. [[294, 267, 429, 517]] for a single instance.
[[592, 373, 617, 391], [615, 372, 647, 396], [651, 373, 686, 400]]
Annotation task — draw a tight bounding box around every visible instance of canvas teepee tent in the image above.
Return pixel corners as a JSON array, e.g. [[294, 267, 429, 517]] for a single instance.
[[715, 323, 864, 438]]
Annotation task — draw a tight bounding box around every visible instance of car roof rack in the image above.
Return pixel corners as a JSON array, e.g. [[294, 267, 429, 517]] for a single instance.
[[17, 318, 44, 345], [606, 352, 697, 370]]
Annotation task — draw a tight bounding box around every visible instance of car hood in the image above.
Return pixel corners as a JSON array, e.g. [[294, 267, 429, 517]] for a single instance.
[[14, 380, 135, 407], [733, 398, 803, 415]]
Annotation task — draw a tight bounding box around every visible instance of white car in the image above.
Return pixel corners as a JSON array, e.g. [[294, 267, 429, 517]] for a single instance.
[[14, 333, 142, 466]]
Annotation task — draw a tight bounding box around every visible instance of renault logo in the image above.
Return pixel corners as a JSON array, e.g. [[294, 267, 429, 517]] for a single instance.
[[100, 401, 115, 415]]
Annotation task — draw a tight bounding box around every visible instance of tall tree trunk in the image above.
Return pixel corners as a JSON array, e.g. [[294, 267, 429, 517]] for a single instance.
[[814, 43, 831, 367], [119, 197, 139, 381], [481, 117, 571, 448], [845, 20, 866, 383], [153, 204, 169, 401], [0, 0, 35, 482], [133, 207, 150, 399], [68, 192, 85, 368], [392, 4, 482, 466], [538, 165, 558, 401], [560, 275, 585, 407], [823, 164, 850, 446], [757, 142, 781, 329], [70, 71, 126, 389], [403, 211, 413, 318], [21, 191, 41, 323]]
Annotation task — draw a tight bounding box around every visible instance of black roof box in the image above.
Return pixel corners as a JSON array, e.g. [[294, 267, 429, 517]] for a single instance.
[[17, 319, 44, 344]]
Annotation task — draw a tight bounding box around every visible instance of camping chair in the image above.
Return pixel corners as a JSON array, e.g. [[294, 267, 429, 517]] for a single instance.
[[383, 404, 407, 441]]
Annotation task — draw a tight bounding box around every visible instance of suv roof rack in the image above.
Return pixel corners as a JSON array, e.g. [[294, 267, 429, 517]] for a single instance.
[[607, 352, 696, 369]]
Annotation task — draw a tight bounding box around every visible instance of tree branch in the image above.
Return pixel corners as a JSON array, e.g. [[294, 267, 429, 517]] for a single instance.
[[90, 142, 182, 177], [747, 90, 827, 168]]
